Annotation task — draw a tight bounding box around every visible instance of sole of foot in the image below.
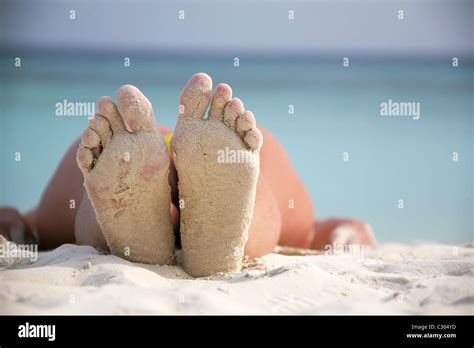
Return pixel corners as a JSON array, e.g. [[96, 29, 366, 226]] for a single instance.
[[171, 73, 263, 277], [76, 85, 175, 265]]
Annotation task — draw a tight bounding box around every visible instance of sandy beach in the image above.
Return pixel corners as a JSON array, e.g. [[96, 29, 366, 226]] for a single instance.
[[1, 236, 472, 315]]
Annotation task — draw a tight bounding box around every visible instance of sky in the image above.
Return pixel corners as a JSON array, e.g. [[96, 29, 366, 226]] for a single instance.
[[1, 0, 473, 57]]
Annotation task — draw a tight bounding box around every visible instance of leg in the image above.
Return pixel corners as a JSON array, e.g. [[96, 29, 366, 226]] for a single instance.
[[244, 128, 315, 257], [247, 132, 378, 256], [245, 130, 377, 257], [35, 138, 84, 249]]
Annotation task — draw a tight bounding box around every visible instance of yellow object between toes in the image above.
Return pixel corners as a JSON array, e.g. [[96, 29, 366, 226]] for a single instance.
[[163, 133, 172, 150]]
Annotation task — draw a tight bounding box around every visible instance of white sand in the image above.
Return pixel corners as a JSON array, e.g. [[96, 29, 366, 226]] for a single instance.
[[1, 238, 473, 314]]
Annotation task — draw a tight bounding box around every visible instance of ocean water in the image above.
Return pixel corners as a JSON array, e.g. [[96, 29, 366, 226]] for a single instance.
[[0, 53, 472, 243]]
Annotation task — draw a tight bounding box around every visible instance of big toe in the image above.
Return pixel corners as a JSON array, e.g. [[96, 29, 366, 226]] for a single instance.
[[179, 73, 212, 119], [117, 85, 156, 133]]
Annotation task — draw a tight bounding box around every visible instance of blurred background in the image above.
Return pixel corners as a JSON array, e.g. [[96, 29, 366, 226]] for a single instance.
[[1, 0, 472, 243]]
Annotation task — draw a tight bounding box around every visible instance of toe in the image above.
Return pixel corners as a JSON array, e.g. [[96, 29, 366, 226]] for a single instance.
[[117, 85, 156, 133], [81, 128, 101, 149], [77, 147, 94, 171], [243, 128, 263, 151], [223, 98, 244, 129], [179, 73, 212, 119], [89, 115, 112, 146], [236, 110, 256, 133], [98, 96, 126, 133], [208, 83, 232, 121]]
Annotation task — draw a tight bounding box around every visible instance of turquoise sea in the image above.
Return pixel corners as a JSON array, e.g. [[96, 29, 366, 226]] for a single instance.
[[0, 53, 472, 243]]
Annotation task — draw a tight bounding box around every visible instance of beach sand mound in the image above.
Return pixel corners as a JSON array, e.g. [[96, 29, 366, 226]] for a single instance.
[[1, 239, 473, 314]]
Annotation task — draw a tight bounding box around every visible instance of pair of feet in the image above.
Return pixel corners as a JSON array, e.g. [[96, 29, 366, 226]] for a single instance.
[[76, 73, 262, 277]]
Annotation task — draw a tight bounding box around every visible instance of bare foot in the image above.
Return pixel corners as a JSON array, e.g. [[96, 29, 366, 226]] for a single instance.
[[76, 85, 175, 265], [171, 73, 263, 277]]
